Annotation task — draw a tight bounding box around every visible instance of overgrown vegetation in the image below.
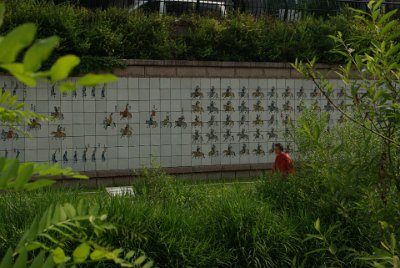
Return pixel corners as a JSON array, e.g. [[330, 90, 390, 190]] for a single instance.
[[0, 0, 370, 72]]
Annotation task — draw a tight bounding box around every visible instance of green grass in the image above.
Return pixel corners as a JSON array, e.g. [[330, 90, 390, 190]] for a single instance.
[[0, 173, 399, 267]]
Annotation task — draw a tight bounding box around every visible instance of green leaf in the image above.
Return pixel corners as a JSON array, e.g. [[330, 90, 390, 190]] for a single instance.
[[0, 3, 5, 28], [314, 218, 321, 232], [15, 163, 34, 189], [0, 23, 37, 64], [0, 63, 37, 87], [134, 255, 147, 265], [77, 73, 118, 86], [73, 243, 91, 263], [59, 82, 76, 93], [90, 249, 106, 261], [23, 36, 60, 72], [50, 55, 80, 82], [24, 179, 55, 191], [0, 248, 13, 268], [29, 251, 45, 268], [13, 249, 28, 268], [63, 203, 76, 218], [52, 247, 69, 264], [143, 261, 154, 268]]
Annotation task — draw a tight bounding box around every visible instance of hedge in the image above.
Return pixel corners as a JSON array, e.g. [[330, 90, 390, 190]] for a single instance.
[[2, 1, 372, 72]]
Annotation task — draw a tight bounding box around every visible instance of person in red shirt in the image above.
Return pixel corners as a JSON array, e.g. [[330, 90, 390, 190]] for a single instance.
[[272, 143, 295, 176]]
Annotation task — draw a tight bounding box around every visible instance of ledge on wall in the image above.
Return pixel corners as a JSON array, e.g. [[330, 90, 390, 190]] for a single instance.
[[49, 163, 273, 188], [114, 59, 343, 79]]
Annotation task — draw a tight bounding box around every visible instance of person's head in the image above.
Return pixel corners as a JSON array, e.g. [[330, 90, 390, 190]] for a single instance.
[[274, 143, 284, 155]]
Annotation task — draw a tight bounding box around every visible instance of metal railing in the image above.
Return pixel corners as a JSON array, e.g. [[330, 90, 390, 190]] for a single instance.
[[54, 0, 400, 19]]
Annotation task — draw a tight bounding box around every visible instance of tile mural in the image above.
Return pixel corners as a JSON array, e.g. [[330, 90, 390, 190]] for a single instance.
[[0, 76, 348, 171]]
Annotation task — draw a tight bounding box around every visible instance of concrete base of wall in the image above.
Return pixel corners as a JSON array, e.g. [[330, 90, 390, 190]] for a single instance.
[[53, 163, 273, 188]]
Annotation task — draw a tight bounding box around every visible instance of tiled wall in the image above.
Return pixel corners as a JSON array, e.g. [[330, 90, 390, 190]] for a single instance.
[[0, 76, 348, 172]]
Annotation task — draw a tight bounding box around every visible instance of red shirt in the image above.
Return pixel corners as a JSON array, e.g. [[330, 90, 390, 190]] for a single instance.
[[272, 152, 295, 175]]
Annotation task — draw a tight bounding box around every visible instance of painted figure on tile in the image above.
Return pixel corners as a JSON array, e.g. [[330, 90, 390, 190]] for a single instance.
[[192, 101, 204, 113], [253, 100, 264, 112], [267, 128, 278, 139], [63, 151, 68, 163], [101, 84, 106, 99], [297, 86, 307, 98], [120, 124, 133, 138], [15, 149, 20, 160], [1, 129, 19, 141], [174, 115, 187, 128], [282, 86, 293, 98], [192, 146, 205, 158], [161, 113, 172, 128], [222, 86, 235, 99], [311, 87, 321, 98], [252, 114, 264, 126], [207, 86, 218, 99], [208, 144, 219, 157], [268, 101, 279, 112], [30, 104, 36, 112], [283, 100, 293, 112], [240, 114, 248, 126], [223, 145, 235, 157], [12, 83, 18, 96], [28, 118, 41, 130], [206, 129, 218, 142], [4, 149, 8, 158], [297, 100, 306, 112], [223, 114, 234, 128], [239, 86, 248, 99], [51, 106, 64, 120], [324, 101, 335, 112], [91, 86, 96, 98], [120, 104, 133, 120], [146, 116, 158, 128], [223, 129, 234, 142], [337, 87, 345, 98], [51, 125, 66, 139], [253, 128, 264, 141], [82, 86, 87, 98], [207, 115, 218, 127], [1, 82, 6, 94], [239, 101, 249, 113], [103, 113, 116, 129], [268, 114, 276, 125], [338, 100, 346, 111], [223, 101, 235, 112], [240, 144, 250, 156], [267, 86, 276, 98], [101, 146, 107, 161], [253, 144, 265, 156], [192, 115, 203, 128], [51, 85, 56, 98], [82, 145, 89, 162], [207, 101, 219, 114], [73, 149, 78, 163], [191, 86, 204, 99], [91, 147, 97, 162], [237, 128, 249, 141], [51, 150, 58, 163], [72, 89, 77, 98], [312, 100, 321, 112], [252, 86, 264, 98], [282, 113, 292, 125], [151, 105, 157, 117], [192, 130, 203, 143]]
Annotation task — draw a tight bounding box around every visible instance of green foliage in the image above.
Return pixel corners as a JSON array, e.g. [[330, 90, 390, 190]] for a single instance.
[[0, 1, 370, 67], [293, 0, 400, 192]]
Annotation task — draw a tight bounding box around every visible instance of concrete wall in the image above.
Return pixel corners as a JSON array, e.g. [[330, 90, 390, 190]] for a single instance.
[[0, 60, 347, 182]]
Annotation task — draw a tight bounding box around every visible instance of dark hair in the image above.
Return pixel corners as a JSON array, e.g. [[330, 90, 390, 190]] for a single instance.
[[274, 143, 284, 151]]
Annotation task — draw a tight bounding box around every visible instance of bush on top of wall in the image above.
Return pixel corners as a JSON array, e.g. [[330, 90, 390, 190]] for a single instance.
[[1, 0, 378, 72]]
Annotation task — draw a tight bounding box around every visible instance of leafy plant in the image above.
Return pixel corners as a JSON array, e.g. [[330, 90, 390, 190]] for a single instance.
[[293, 0, 400, 193]]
